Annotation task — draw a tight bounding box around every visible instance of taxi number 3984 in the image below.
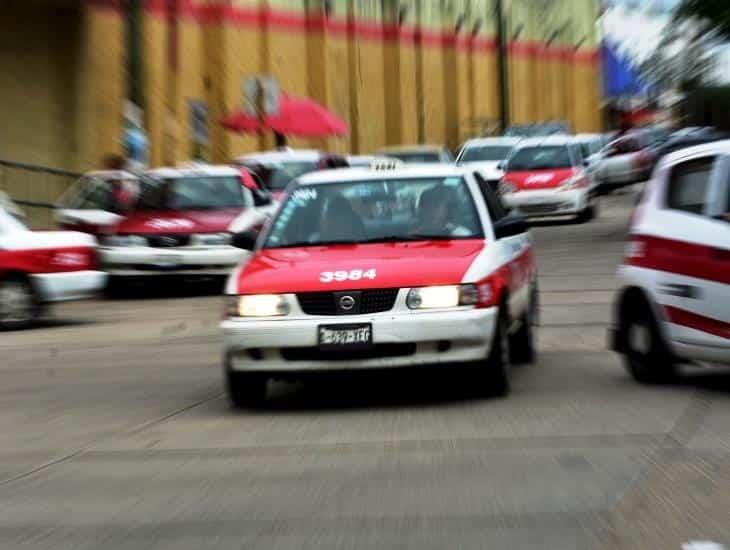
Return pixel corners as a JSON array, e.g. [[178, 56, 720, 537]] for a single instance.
[[320, 269, 377, 283]]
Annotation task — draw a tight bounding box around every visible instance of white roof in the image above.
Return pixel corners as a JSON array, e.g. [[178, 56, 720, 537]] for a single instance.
[[513, 136, 576, 148], [461, 137, 522, 148], [235, 149, 322, 164], [145, 165, 240, 178], [84, 170, 137, 180], [659, 139, 730, 169], [298, 165, 469, 186], [573, 133, 603, 142], [375, 144, 447, 154]]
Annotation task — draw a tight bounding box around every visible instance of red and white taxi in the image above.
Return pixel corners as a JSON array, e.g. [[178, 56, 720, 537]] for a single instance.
[[0, 203, 106, 329], [499, 137, 599, 222], [221, 163, 539, 406], [610, 141, 730, 383], [57, 166, 272, 281]]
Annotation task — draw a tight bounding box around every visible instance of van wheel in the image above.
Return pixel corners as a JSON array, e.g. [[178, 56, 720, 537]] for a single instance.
[[0, 277, 39, 330], [479, 308, 511, 397], [620, 299, 677, 384], [577, 199, 597, 223], [510, 286, 538, 365], [226, 369, 267, 409]]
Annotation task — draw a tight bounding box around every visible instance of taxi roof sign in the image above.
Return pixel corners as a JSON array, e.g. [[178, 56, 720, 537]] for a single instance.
[[370, 158, 405, 171]]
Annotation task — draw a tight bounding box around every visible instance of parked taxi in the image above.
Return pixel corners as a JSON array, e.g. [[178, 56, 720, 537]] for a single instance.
[[0, 202, 105, 329], [221, 162, 539, 406], [499, 137, 599, 222]]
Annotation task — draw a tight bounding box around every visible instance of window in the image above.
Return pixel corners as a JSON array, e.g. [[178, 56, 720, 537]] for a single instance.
[[473, 173, 507, 222], [136, 176, 247, 211], [507, 146, 573, 170], [459, 145, 514, 163], [666, 157, 716, 215], [263, 177, 482, 249]]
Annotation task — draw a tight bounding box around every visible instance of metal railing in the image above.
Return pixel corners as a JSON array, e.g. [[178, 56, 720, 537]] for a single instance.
[[0, 159, 81, 228]]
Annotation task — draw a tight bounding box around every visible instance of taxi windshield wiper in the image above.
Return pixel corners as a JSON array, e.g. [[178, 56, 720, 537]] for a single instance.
[[268, 239, 361, 249], [361, 234, 457, 243]]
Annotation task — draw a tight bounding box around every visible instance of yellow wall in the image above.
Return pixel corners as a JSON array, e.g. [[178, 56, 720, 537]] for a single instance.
[[3, 0, 602, 175]]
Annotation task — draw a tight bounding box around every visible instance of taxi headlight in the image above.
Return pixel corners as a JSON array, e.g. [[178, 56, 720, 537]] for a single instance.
[[193, 232, 232, 246], [498, 180, 517, 195], [100, 235, 147, 247], [406, 284, 478, 310], [228, 294, 290, 317]]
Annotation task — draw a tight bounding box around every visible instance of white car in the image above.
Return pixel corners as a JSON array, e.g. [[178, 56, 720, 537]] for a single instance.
[[0, 204, 106, 329], [596, 130, 655, 191], [499, 136, 599, 222], [221, 164, 539, 406], [610, 141, 730, 383], [375, 145, 454, 165], [456, 136, 521, 189]]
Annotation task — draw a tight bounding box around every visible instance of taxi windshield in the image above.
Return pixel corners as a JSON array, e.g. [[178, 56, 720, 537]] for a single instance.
[[459, 145, 513, 163], [60, 175, 139, 214], [263, 177, 482, 249], [242, 161, 319, 191], [136, 176, 245, 211], [507, 146, 573, 171]]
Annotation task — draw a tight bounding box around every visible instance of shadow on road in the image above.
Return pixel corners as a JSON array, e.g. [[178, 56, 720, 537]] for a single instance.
[[229, 367, 520, 414], [105, 276, 226, 300]]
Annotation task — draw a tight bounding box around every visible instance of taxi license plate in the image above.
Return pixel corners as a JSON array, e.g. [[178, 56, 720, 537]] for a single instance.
[[152, 254, 184, 267], [318, 324, 372, 349]]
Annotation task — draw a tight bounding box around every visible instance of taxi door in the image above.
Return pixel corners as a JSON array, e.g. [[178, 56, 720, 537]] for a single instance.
[[652, 154, 730, 354], [474, 173, 532, 319]]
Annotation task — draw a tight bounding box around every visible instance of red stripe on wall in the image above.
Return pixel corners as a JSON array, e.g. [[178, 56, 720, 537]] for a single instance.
[[627, 235, 730, 286], [137, 2, 597, 62], [664, 305, 730, 340]]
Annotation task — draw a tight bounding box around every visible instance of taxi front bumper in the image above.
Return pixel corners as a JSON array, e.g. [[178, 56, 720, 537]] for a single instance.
[[32, 270, 107, 302], [221, 307, 498, 372], [503, 188, 589, 217], [99, 246, 246, 276]]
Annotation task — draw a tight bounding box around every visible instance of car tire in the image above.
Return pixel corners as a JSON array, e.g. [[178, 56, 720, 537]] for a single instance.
[[226, 369, 267, 409], [620, 298, 677, 384], [479, 307, 511, 397], [576, 198, 597, 223], [0, 276, 40, 331], [510, 286, 538, 365]]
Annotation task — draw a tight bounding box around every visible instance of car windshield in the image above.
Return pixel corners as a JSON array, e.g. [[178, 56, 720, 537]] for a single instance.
[[135, 176, 245, 210], [459, 145, 513, 163], [507, 146, 573, 171], [60, 176, 140, 214], [385, 152, 443, 164], [242, 161, 319, 191], [263, 177, 483, 249]]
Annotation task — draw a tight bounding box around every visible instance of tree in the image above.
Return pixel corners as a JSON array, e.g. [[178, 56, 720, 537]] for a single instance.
[[675, 0, 730, 40]]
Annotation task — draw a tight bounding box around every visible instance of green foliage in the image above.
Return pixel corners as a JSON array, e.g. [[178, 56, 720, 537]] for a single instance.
[[675, 0, 730, 40]]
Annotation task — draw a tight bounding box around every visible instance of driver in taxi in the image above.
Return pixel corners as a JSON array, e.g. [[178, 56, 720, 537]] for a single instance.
[[412, 185, 471, 237]]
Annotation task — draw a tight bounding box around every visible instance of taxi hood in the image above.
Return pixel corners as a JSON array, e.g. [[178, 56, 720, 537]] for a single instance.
[[236, 240, 486, 294], [115, 208, 244, 235], [506, 168, 576, 190]]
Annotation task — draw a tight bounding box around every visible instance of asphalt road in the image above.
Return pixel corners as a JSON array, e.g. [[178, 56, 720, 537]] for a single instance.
[[2, 188, 730, 549]]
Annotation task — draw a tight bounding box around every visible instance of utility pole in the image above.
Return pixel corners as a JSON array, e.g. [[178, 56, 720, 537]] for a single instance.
[[495, 0, 510, 132]]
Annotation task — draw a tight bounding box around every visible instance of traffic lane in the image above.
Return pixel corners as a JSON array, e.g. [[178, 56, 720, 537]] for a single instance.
[[3, 185, 730, 548]]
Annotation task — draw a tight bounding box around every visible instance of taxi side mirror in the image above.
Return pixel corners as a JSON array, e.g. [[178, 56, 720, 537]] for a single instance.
[[496, 161, 505, 171], [493, 214, 528, 240], [231, 230, 258, 251]]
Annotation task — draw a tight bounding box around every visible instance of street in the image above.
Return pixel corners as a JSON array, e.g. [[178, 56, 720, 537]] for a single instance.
[[1, 188, 728, 549]]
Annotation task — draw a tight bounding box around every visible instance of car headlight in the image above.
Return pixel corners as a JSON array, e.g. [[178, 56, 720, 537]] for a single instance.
[[193, 232, 232, 246], [226, 294, 290, 317], [406, 284, 478, 310], [559, 176, 587, 191], [100, 235, 147, 247], [498, 180, 517, 195]]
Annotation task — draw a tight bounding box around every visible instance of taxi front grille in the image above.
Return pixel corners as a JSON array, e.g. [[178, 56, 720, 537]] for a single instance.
[[297, 288, 399, 315], [146, 234, 191, 248]]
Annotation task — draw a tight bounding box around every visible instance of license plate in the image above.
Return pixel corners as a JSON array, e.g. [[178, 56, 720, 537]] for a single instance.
[[152, 254, 184, 266], [318, 324, 372, 349]]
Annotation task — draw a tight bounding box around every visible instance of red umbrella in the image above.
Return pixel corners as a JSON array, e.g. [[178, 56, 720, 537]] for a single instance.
[[222, 95, 348, 138]]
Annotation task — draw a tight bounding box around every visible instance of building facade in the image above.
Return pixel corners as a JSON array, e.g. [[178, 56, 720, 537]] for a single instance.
[[1, 0, 601, 173]]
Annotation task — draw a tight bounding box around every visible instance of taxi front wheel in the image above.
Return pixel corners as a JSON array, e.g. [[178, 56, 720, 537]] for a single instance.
[[478, 308, 511, 398], [226, 370, 267, 409]]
